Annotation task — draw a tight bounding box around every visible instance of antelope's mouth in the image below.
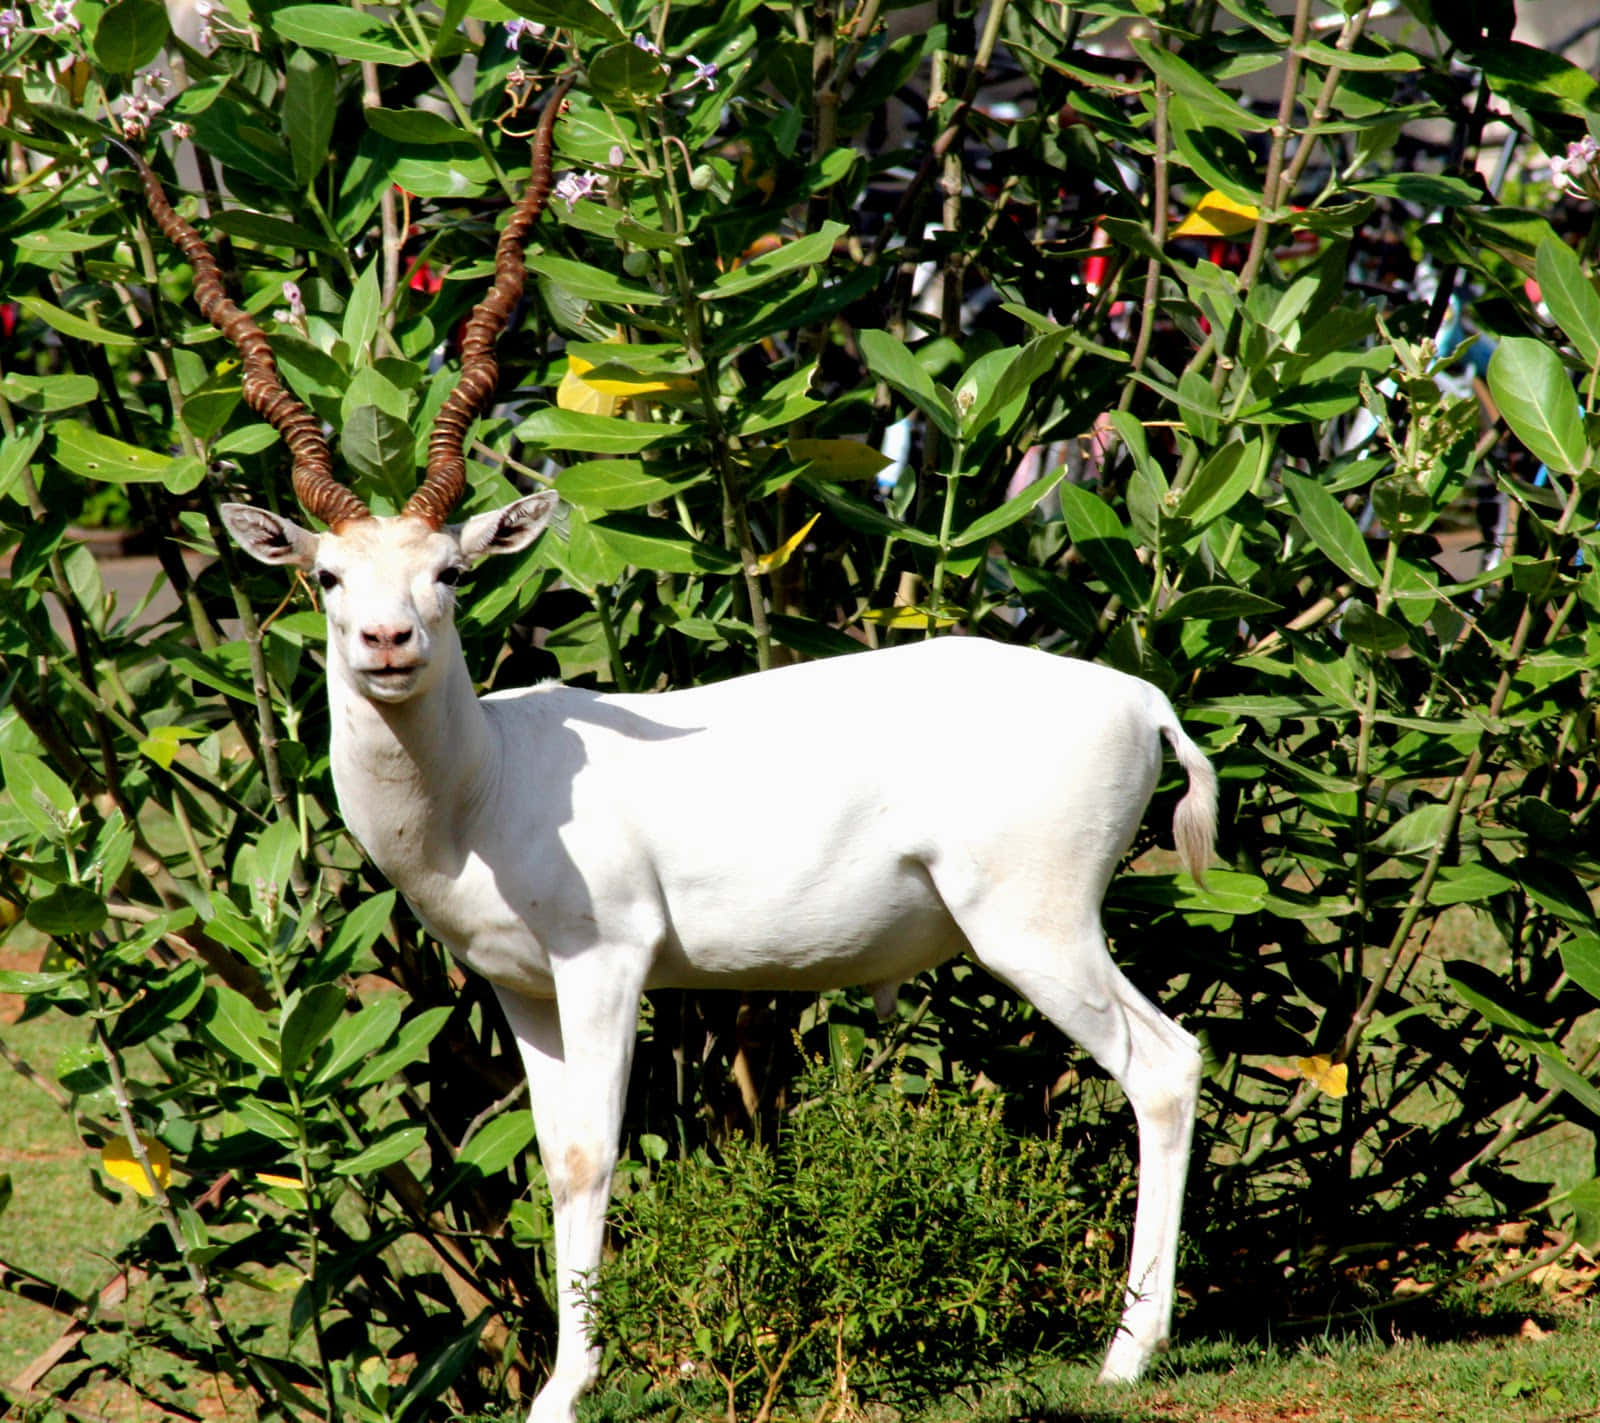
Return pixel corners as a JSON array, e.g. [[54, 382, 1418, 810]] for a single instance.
[[359, 662, 427, 698]]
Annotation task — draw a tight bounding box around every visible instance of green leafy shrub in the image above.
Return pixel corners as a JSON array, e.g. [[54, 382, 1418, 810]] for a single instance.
[[588, 1056, 1123, 1420]]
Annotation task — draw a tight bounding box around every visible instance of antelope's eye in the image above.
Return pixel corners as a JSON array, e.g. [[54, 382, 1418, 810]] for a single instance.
[[437, 565, 463, 588], [316, 569, 339, 592]]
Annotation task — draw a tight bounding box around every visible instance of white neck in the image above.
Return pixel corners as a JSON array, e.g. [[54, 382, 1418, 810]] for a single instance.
[[325, 637, 499, 878]]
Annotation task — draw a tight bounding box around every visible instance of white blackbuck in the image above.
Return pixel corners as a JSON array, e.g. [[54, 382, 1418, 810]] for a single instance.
[[126, 82, 1215, 1423]]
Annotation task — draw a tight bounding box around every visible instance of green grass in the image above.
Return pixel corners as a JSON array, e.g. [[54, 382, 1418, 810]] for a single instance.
[[547, 1308, 1600, 1422], [0, 1006, 141, 1386]]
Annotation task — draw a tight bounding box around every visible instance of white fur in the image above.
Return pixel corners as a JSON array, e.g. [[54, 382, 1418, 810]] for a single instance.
[[222, 493, 1213, 1421]]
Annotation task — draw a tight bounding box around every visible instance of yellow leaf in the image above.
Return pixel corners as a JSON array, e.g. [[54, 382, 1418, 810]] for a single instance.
[[102, 1134, 172, 1197], [137, 725, 205, 770], [1171, 190, 1260, 240], [755, 513, 820, 575], [556, 363, 620, 416], [859, 607, 961, 630], [1295, 1054, 1348, 1098], [253, 1172, 305, 1191]]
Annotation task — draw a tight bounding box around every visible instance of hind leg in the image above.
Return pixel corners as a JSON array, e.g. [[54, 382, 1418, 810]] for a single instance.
[[953, 900, 1201, 1383]]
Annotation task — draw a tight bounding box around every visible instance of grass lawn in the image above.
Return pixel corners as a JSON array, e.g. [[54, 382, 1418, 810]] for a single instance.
[[569, 1310, 1600, 1422], [0, 998, 140, 1388]]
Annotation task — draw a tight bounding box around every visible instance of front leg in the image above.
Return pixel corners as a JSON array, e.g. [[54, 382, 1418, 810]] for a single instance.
[[496, 960, 642, 1423]]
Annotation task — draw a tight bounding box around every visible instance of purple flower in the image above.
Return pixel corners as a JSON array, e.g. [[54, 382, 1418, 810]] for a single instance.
[[0, 8, 24, 49], [281, 281, 305, 318], [42, 0, 79, 36], [504, 17, 543, 48], [685, 53, 717, 89], [632, 33, 660, 56], [552, 170, 601, 211]]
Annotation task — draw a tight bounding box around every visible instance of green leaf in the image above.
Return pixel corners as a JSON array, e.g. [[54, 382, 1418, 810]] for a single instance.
[[526, 254, 670, 307], [198, 985, 280, 1075], [363, 108, 467, 145], [950, 466, 1067, 549], [285, 49, 336, 189], [499, 0, 623, 40], [333, 1124, 427, 1176], [0, 373, 98, 412], [280, 984, 347, 1076], [349, 1006, 453, 1088], [1349, 174, 1482, 207], [554, 460, 708, 511], [1445, 960, 1546, 1040], [1059, 483, 1151, 608], [706, 223, 846, 300], [1158, 585, 1282, 622], [111, 962, 205, 1048], [0, 971, 87, 1000], [1281, 472, 1381, 588], [181, 97, 295, 189], [1428, 862, 1517, 907], [209, 208, 341, 256], [389, 152, 492, 199], [1168, 98, 1261, 205], [52, 422, 204, 492], [1111, 869, 1269, 917], [1486, 336, 1589, 474], [1369, 802, 1452, 856], [857, 329, 958, 440], [342, 260, 384, 360], [734, 364, 824, 436], [1131, 36, 1269, 134], [797, 477, 939, 548], [1535, 236, 1600, 374], [590, 515, 739, 574], [1178, 438, 1262, 529], [16, 296, 138, 347], [1339, 602, 1409, 653], [456, 1113, 537, 1176], [1560, 935, 1600, 1003], [92, 0, 170, 72], [0, 420, 44, 503], [311, 889, 397, 981], [2, 750, 78, 843], [588, 40, 670, 102], [390, 1312, 492, 1423], [26, 885, 107, 936], [270, 5, 416, 64], [308, 995, 407, 1093], [341, 405, 416, 501], [515, 409, 691, 454], [1557, 1179, 1600, 1251], [963, 328, 1071, 438]]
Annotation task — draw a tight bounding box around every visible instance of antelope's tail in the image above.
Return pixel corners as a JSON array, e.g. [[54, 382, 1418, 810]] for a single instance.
[[1157, 707, 1217, 886]]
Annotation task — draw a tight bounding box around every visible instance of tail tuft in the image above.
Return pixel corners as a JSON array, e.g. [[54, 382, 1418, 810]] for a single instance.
[[1161, 717, 1217, 886]]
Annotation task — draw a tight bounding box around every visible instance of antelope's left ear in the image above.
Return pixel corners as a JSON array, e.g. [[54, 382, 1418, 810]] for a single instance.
[[221, 502, 320, 568], [458, 492, 559, 563]]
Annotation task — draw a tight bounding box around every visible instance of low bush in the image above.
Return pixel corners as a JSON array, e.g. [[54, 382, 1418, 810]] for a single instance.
[[588, 1054, 1124, 1421]]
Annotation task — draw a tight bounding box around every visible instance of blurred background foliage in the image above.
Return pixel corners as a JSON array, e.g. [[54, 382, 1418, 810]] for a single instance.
[[2, 0, 1599, 1415]]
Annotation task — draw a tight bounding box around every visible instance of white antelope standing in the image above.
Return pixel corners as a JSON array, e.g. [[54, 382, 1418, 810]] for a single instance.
[[127, 85, 1215, 1423]]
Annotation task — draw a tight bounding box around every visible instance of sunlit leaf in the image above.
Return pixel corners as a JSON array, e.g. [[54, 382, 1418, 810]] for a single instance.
[[1295, 1055, 1347, 1098], [102, 1134, 172, 1197], [1487, 336, 1589, 474], [755, 513, 819, 575]]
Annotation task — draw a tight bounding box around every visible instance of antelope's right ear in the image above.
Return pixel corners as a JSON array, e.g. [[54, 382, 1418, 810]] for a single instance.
[[220, 503, 319, 568]]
